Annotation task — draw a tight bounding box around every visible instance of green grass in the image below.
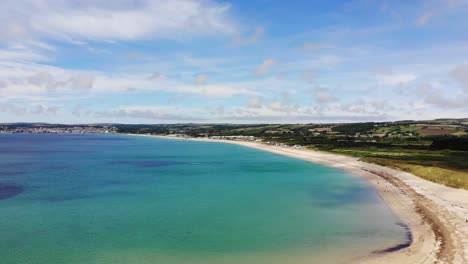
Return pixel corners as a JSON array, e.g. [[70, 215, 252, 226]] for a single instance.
[[317, 147, 468, 190], [452, 131, 468, 136], [361, 157, 468, 189], [374, 125, 423, 134]]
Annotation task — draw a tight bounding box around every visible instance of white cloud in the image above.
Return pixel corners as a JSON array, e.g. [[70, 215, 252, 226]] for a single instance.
[[30, 104, 61, 115], [416, 83, 436, 96], [0, 0, 238, 43], [93, 105, 208, 121], [67, 75, 94, 91], [197, 84, 258, 97], [424, 91, 468, 109], [75, 94, 464, 123], [0, 60, 261, 100], [95, 74, 259, 97], [0, 46, 48, 62], [269, 101, 284, 111], [451, 64, 468, 91], [375, 71, 416, 86], [254, 59, 278, 76], [313, 87, 338, 103], [0, 102, 27, 115], [0, 61, 97, 98], [27, 72, 54, 87], [247, 97, 263, 108], [72, 104, 92, 117]]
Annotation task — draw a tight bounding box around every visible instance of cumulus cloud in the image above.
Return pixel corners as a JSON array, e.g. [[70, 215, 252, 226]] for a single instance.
[[0, 46, 48, 62], [0, 102, 27, 115], [219, 100, 395, 122], [197, 84, 257, 97], [0, 60, 260, 99], [72, 104, 92, 117], [416, 83, 436, 96], [254, 59, 278, 76], [451, 64, 468, 91], [0, 61, 99, 98], [214, 105, 224, 115], [247, 97, 263, 108], [375, 70, 416, 86], [419, 66, 468, 109], [313, 87, 338, 103], [23, 70, 93, 92], [30, 104, 60, 115], [424, 91, 468, 109], [28, 71, 54, 86], [67, 75, 94, 90], [27, 71, 57, 92], [334, 99, 397, 117], [93, 105, 207, 121], [0, 0, 238, 43]]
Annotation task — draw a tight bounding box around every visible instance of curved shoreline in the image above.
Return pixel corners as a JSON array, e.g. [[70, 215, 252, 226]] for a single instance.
[[132, 134, 468, 264], [373, 222, 413, 254]]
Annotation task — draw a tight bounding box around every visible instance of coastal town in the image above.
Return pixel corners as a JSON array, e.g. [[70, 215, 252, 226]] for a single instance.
[[0, 124, 117, 134]]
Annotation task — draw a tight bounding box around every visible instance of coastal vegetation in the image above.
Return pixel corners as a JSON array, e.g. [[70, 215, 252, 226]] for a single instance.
[[325, 148, 468, 189]]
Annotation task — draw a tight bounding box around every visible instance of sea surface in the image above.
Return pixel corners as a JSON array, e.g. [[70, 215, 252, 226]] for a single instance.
[[0, 134, 407, 264]]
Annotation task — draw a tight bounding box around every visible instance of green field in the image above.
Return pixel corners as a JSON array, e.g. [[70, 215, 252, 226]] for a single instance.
[[374, 125, 423, 134], [319, 148, 468, 189]]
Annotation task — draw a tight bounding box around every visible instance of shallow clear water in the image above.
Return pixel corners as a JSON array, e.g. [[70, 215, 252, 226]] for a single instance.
[[0, 134, 407, 264]]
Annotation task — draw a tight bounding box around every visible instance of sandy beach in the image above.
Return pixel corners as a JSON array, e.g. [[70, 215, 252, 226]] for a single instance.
[[140, 135, 468, 264]]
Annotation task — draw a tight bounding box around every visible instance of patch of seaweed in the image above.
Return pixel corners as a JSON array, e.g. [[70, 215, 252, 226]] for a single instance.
[[374, 222, 413, 253], [0, 184, 23, 200], [108, 160, 190, 168]]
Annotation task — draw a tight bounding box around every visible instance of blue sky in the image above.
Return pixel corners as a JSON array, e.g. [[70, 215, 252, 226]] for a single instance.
[[0, 0, 467, 123]]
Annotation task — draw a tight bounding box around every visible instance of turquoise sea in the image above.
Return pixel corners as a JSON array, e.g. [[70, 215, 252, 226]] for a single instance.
[[0, 134, 407, 264]]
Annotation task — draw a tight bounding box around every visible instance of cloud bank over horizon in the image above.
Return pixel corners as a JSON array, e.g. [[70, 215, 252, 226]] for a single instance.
[[0, 0, 467, 124]]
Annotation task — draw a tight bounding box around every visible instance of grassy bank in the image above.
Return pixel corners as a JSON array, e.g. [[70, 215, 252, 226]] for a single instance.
[[318, 148, 468, 189]]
